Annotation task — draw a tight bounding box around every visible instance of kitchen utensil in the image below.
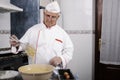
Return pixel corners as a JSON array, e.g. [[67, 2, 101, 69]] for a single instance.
[[18, 64, 54, 80], [0, 70, 19, 80]]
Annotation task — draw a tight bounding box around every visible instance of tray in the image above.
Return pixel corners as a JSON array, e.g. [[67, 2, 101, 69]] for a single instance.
[[58, 69, 75, 80]]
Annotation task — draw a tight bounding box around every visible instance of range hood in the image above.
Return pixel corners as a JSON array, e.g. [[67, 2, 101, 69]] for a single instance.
[[0, 3, 23, 13]]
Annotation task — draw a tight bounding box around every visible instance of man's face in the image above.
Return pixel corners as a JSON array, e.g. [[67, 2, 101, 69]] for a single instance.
[[43, 10, 59, 28]]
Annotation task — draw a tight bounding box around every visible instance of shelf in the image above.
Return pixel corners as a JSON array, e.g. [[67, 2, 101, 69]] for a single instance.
[[0, 3, 23, 13]]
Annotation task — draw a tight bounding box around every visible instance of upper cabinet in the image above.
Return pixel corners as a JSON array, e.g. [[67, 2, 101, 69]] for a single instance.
[[0, 0, 23, 13]]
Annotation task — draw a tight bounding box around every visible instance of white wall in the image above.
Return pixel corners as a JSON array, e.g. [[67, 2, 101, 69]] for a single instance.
[[0, 0, 10, 49], [58, 0, 95, 80], [0, 0, 10, 4]]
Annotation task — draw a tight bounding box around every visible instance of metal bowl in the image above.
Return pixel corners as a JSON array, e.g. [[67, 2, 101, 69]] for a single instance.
[[0, 70, 19, 80]]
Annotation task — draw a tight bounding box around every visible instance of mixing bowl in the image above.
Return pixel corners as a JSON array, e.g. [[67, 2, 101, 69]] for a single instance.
[[18, 64, 54, 80]]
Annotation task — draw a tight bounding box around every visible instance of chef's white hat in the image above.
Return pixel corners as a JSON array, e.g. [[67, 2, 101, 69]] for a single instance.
[[45, 1, 60, 13]]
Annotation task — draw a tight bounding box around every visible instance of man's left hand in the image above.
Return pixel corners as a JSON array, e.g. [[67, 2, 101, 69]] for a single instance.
[[49, 56, 62, 67]]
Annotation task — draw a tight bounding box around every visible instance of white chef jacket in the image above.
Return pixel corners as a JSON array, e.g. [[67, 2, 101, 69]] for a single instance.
[[11, 23, 74, 68]]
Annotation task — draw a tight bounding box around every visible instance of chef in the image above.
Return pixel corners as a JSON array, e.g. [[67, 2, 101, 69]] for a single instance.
[[10, 1, 74, 68]]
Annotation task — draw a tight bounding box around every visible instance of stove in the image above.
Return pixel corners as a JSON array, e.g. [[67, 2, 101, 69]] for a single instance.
[[0, 51, 28, 70]]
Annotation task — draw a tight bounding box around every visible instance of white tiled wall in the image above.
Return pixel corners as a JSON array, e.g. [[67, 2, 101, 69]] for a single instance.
[[57, 0, 95, 80], [0, 0, 10, 4], [0, 0, 10, 49]]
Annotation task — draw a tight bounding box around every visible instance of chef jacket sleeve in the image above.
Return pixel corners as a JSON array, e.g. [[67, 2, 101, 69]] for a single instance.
[[59, 34, 74, 68], [11, 46, 23, 54], [11, 28, 31, 54]]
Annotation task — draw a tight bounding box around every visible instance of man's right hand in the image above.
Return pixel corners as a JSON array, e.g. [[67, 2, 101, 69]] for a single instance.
[[10, 35, 20, 47]]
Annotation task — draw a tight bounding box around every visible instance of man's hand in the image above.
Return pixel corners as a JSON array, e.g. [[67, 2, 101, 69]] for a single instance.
[[49, 56, 62, 67], [10, 35, 20, 47]]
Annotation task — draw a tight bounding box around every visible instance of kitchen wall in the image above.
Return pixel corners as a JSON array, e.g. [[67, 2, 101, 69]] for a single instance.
[[0, 0, 10, 49], [57, 0, 95, 80]]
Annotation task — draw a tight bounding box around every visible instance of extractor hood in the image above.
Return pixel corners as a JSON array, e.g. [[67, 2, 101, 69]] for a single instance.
[[0, 3, 23, 13]]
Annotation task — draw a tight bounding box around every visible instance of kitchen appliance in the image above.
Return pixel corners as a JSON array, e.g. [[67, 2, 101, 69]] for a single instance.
[[0, 52, 28, 70]]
